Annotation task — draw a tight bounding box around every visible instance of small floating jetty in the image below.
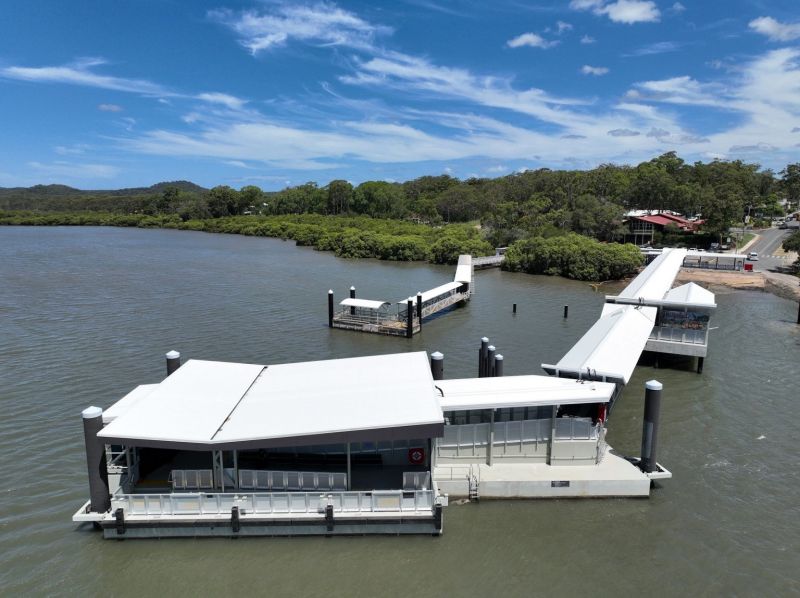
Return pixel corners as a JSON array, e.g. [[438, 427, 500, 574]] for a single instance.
[[328, 255, 473, 337]]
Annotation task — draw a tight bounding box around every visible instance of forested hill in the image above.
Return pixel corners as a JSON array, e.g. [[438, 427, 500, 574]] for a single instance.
[[0, 180, 206, 199]]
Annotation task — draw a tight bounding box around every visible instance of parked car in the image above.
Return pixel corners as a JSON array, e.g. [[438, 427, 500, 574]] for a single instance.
[[747, 252, 759, 261], [709, 242, 721, 251]]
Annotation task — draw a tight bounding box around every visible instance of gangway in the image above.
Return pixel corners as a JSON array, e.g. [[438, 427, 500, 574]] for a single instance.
[[542, 248, 717, 410]]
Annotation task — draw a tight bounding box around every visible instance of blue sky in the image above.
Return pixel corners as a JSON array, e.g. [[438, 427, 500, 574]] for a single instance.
[[1, 0, 800, 189]]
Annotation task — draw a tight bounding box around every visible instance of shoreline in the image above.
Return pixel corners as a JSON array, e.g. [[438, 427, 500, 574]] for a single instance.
[[676, 268, 800, 302]]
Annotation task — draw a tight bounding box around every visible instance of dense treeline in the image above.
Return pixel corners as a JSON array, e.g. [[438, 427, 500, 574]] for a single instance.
[[3, 153, 799, 277], [2, 154, 797, 245], [503, 234, 643, 281], [0, 211, 492, 265]]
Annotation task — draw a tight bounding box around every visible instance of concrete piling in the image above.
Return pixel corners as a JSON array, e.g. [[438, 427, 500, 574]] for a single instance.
[[430, 351, 444, 380], [563, 305, 569, 319], [328, 290, 334, 327], [697, 357, 704, 374], [479, 337, 489, 377], [512, 303, 517, 314], [487, 345, 496, 378], [406, 298, 414, 338], [417, 292, 423, 330], [494, 354, 504, 377], [82, 406, 111, 513], [349, 286, 356, 315], [165, 350, 181, 376], [640, 380, 663, 474]]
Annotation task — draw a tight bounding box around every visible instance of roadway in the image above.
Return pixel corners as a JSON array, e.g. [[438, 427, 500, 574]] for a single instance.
[[743, 227, 794, 271]]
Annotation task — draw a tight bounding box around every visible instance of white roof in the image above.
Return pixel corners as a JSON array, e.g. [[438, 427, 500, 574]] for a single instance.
[[102, 384, 158, 424], [436, 375, 615, 411], [544, 304, 657, 384], [339, 297, 390, 310], [454, 254, 472, 284], [400, 281, 462, 304], [99, 360, 265, 445], [619, 248, 687, 301], [99, 353, 443, 449], [663, 282, 716, 308]]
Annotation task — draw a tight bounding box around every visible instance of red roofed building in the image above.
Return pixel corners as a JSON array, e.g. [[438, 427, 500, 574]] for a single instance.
[[625, 211, 699, 245]]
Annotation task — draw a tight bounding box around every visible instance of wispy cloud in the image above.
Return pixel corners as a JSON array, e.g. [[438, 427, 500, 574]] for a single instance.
[[570, 0, 660, 24], [209, 3, 390, 54], [580, 34, 596, 44], [625, 76, 724, 107], [669, 2, 686, 15], [749, 16, 800, 42], [506, 32, 558, 49], [98, 103, 123, 112], [581, 65, 609, 76], [54, 144, 89, 155], [608, 128, 640, 136], [625, 41, 683, 57], [0, 58, 170, 96], [28, 160, 120, 179], [196, 92, 247, 110]]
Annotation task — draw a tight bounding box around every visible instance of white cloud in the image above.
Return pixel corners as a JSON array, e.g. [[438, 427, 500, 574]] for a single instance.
[[28, 160, 120, 179], [571, 0, 660, 24], [670, 2, 686, 14], [0, 58, 170, 96], [581, 65, 609, 76], [196, 92, 247, 110], [556, 21, 573, 34], [209, 3, 390, 54], [580, 35, 596, 44], [625, 41, 683, 56], [626, 76, 723, 106], [340, 51, 593, 129], [98, 103, 123, 112], [506, 32, 558, 49], [569, 0, 603, 9], [486, 165, 508, 173], [749, 16, 800, 42], [54, 144, 89, 155]]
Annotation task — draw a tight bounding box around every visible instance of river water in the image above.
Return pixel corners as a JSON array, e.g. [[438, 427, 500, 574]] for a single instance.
[[1, 226, 798, 596]]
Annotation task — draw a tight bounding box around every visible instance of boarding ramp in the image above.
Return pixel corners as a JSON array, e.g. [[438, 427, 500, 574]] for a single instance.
[[543, 247, 717, 395]]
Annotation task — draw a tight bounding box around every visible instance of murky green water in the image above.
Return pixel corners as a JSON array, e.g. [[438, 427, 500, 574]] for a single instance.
[[1, 227, 798, 596]]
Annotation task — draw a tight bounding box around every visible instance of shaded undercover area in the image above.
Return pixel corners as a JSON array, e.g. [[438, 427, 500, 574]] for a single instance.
[[128, 439, 432, 493], [97, 353, 443, 497]]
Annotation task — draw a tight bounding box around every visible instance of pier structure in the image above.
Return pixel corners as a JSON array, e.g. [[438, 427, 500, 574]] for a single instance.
[[329, 254, 472, 337], [74, 352, 446, 538], [542, 248, 717, 406], [74, 347, 670, 537]]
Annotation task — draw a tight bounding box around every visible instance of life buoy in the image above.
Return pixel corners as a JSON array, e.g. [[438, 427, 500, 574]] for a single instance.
[[408, 447, 425, 465]]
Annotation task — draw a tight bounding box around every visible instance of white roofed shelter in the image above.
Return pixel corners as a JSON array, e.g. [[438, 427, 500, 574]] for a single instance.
[[99, 353, 444, 450]]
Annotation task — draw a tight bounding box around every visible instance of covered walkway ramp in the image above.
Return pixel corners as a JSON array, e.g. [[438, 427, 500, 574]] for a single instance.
[[542, 248, 717, 407]]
